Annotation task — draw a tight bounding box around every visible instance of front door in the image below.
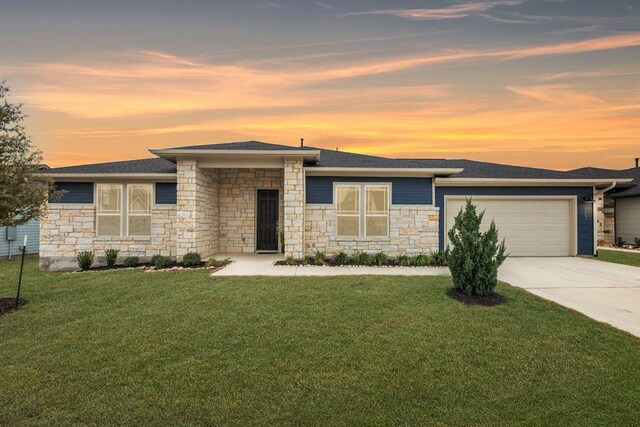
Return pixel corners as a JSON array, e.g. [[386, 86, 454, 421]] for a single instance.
[[256, 189, 279, 252]]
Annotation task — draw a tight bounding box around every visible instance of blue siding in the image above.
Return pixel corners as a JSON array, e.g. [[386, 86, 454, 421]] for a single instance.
[[51, 182, 94, 203], [156, 183, 177, 204], [306, 176, 433, 205], [435, 186, 595, 256], [0, 219, 39, 257]]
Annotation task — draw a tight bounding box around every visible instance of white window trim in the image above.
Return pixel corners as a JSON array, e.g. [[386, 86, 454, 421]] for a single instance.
[[126, 183, 153, 237], [95, 183, 155, 238], [96, 183, 124, 237], [336, 184, 361, 237], [334, 183, 390, 238], [364, 185, 390, 238]]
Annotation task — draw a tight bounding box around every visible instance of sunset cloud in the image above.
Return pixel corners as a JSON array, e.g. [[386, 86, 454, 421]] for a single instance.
[[345, 1, 523, 21]]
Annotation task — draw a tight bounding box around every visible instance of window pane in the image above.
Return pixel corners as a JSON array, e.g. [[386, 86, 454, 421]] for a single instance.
[[366, 217, 388, 237], [337, 186, 359, 215], [98, 185, 121, 214], [337, 216, 359, 237], [128, 215, 151, 236], [366, 186, 388, 214], [128, 185, 151, 214], [97, 215, 121, 236]]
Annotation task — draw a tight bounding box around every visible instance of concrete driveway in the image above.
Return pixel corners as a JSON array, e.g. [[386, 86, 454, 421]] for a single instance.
[[499, 257, 640, 338]]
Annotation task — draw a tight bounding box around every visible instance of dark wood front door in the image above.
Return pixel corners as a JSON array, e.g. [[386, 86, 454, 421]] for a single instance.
[[256, 189, 279, 252]]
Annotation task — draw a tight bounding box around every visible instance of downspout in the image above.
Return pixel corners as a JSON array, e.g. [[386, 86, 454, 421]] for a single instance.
[[594, 181, 617, 256]]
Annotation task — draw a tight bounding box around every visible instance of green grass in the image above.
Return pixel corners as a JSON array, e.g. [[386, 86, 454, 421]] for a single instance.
[[596, 249, 640, 267], [1, 258, 639, 425]]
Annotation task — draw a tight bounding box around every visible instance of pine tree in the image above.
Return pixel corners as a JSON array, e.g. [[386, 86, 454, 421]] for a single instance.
[[447, 199, 507, 296]]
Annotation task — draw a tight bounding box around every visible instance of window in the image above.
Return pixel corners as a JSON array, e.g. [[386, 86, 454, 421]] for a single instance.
[[127, 184, 152, 236], [336, 185, 360, 237], [365, 185, 389, 237], [336, 183, 390, 237], [97, 184, 122, 236]]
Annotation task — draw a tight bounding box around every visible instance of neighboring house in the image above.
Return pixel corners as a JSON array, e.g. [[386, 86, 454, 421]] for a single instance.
[[1, 219, 40, 258], [38, 141, 626, 271], [571, 160, 640, 245], [1, 165, 49, 258]]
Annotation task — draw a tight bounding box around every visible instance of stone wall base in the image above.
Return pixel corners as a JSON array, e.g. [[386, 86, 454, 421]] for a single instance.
[[305, 204, 440, 258]]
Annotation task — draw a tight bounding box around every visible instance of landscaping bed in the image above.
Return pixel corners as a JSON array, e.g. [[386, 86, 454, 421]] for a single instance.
[[0, 296, 27, 316], [275, 251, 448, 267], [71, 250, 232, 273]]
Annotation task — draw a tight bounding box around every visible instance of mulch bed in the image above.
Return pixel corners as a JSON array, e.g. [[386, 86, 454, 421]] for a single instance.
[[0, 296, 27, 316], [446, 288, 506, 306]]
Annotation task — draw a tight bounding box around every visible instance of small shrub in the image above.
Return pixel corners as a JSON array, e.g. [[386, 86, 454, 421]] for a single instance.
[[124, 256, 139, 267], [414, 253, 429, 266], [104, 249, 119, 267], [354, 251, 373, 266], [279, 231, 285, 254], [332, 251, 349, 266], [153, 256, 172, 269], [616, 237, 625, 246], [448, 199, 507, 296], [634, 237, 640, 247], [313, 249, 326, 265], [207, 257, 232, 268], [373, 251, 387, 266], [431, 250, 449, 266], [76, 251, 94, 270], [396, 254, 412, 266], [182, 252, 201, 267], [285, 255, 294, 265]]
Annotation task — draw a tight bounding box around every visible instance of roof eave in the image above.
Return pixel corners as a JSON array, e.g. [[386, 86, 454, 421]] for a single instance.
[[149, 148, 321, 162], [39, 172, 177, 180], [434, 177, 633, 186], [304, 167, 464, 177]]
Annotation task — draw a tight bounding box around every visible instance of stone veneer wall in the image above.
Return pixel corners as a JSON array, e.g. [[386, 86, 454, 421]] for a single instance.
[[218, 168, 284, 253], [283, 159, 305, 259], [595, 190, 615, 245], [304, 204, 439, 257], [39, 203, 176, 271], [176, 160, 219, 259]]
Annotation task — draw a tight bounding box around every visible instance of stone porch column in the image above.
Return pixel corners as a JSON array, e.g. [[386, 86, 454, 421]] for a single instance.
[[176, 159, 198, 260], [283, 158, 304, 259]]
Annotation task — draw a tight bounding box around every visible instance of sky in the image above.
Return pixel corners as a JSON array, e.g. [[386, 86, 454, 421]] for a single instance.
[[1, 0, 639, 170]]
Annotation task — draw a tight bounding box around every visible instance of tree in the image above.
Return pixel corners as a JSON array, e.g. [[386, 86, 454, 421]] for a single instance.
[[447, 199, 507, 296], [0, 81, 58, 227]]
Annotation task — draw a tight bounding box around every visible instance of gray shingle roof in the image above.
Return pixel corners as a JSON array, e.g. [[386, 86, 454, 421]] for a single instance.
[[168, 140, 317, 151], [408, 158, 586, 179], [570, 167, 640, 198], [43, 141, 634, 183], [307, 148, 429, 169], [46, 158, 177, 174]]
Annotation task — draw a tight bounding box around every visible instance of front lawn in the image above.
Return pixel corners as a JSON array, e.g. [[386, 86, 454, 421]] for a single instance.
[[1, 258, 639, 425], [597, 249, 640, 267]]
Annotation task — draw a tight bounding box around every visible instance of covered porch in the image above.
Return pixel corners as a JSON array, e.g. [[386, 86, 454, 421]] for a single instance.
[[150, 144, 317, 261]]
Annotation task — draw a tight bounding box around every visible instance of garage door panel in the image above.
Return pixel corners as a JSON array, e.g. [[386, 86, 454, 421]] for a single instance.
[[445, 198, 574, 257], [616, 197, 640, 243]]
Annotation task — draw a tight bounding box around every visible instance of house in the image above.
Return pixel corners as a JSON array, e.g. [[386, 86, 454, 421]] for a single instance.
[[1, 165, 49, 259], [1, 219, 40, 258], [571, 159, 640, 245], [38, 141, 628, 271]]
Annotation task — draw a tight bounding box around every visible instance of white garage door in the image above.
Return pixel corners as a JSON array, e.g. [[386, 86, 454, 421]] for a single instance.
[[445, 197, 575, 256], [616, 197, 640, 244]]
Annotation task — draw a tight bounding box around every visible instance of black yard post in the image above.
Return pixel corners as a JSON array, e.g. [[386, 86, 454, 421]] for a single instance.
[[15, 236, 27, 308]]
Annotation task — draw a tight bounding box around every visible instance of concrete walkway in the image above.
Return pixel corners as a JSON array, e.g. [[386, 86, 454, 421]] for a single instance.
[[499, 257, 640, 338], [210, 253, 450, 277]]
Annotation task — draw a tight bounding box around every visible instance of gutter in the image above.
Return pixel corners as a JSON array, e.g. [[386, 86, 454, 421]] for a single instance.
[[601, 181, 617, 193]]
